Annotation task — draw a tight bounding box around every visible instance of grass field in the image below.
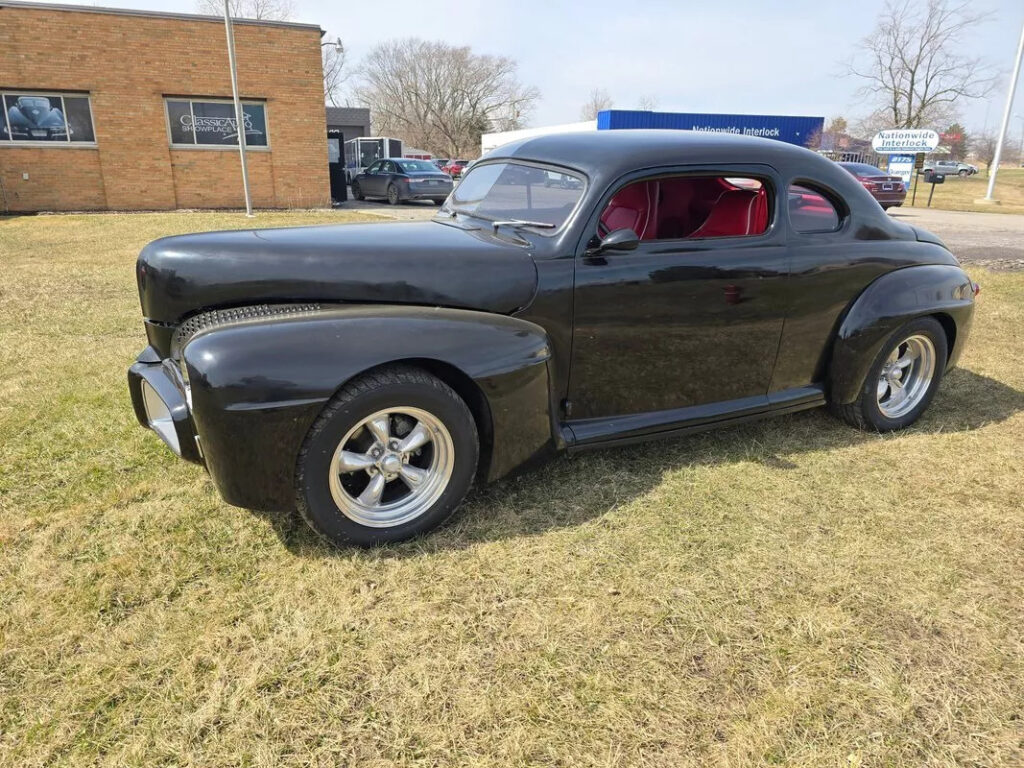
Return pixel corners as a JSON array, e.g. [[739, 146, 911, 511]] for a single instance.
[[2, 211, 1023, 767], [906, 167, 1024, 215]]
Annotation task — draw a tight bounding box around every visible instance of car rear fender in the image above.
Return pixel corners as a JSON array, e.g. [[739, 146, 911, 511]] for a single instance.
[[829, 264, 975, 405], [181, 305, 556, 510]]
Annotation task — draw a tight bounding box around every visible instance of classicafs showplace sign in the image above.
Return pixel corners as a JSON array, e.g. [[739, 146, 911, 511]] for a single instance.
[[871, 129, 940, 154]]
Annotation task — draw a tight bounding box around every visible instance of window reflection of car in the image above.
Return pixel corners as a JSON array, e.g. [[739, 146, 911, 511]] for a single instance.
[[7, 96, 68, 140], [838, 162, 907, 210], [544, 171, 584, 189]]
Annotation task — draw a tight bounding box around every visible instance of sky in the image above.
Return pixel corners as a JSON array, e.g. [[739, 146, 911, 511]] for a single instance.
[[31, 0, 1024, 137]]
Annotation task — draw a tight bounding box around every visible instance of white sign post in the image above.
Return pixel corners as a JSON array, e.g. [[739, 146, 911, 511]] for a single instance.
[[871, 129, 940, 154]]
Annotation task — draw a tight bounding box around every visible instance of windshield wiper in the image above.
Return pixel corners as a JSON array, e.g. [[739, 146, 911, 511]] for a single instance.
[[443, 206, 491, 220], [491, 219, 556, 232]]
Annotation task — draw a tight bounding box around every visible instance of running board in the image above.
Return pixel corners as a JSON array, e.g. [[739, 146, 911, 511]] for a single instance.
[[564, 385, 826, 452]]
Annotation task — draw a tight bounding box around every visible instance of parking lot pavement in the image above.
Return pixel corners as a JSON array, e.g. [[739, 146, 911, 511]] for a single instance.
[[890, 207, 1024, 271]]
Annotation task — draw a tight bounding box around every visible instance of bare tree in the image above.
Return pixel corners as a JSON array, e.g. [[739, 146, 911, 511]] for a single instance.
[[846, 0, 998, 129], [195, 0, 294, 20], [971, 132, 999, 174], [579, 88, 613, 121], [354, 39, 539, 158], [637, 94, 659, 111], [322, 37, 348, 107]]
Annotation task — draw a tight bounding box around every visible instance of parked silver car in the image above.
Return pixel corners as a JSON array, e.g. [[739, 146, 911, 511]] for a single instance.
[[922, 160, 978, 177]]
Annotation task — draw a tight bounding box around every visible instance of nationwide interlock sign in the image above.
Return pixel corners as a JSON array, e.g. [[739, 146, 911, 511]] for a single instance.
[[871, 129, 940, 154]]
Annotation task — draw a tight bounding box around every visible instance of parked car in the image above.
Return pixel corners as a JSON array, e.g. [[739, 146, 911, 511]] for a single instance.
[[129, 130, 977, 547], [923, 159, 978, 177], [443, 159, 471, 178], [6, 95, 68, 140], [351, 158, 453, 205], [838, 162, 907, 210], [433, 159, 450, 172]]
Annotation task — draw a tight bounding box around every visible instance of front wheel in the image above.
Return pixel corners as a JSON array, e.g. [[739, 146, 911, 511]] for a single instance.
[[387, 184, 401, 205], [295, 366, 479, 547], [351, 181, 365, 200], [958, 169, 969, 177], [832, 316, 948, 432]]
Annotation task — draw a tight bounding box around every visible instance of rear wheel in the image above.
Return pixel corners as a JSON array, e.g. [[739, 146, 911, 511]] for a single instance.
[[295, 366, 478, 547], [351, 181, 365, 200], [387, 184, 400, 205], [832, 316, 948, 432]]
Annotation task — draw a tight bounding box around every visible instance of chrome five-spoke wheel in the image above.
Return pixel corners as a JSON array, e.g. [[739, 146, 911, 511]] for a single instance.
[[328, 407, 455, 528], [876, 334, 936, 419]]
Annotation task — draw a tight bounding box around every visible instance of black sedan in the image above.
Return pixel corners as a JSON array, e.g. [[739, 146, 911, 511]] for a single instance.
[[351, 158, 453, 205], [130, 130, 976, 547]]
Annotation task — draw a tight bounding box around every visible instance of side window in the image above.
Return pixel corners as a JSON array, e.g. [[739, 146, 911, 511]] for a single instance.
[[382, 161, 396, 173], [598, 175, 770, 242], [788, 184, 841, 233], [366, 161, 381, 174]]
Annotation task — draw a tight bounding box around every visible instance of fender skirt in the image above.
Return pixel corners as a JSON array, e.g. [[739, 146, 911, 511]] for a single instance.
[[182, 306, 554, 511], [830, 264, 975, 405]]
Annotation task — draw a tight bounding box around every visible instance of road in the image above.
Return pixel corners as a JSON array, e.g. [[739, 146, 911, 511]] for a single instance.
[[890, 207, 1024, 271], [337, 195, 1024, 271]]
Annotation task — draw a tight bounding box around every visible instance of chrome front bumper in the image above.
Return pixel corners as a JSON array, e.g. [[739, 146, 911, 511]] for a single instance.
[[127, 350, 204, 464]]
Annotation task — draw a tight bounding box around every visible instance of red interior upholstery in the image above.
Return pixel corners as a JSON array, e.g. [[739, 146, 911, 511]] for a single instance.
[[600, 181, 657, 239], [690, 187, 767, 239], [600, 177, 769, 242]]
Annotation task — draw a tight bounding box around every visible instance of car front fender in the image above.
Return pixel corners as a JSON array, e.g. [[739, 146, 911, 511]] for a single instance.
[[830, 264, 975, 405], [182, 305, 555, 511]]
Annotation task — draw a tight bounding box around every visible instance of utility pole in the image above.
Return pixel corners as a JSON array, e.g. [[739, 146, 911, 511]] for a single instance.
[[984, 20, 1024, 202], [223, 0, 254, 217]]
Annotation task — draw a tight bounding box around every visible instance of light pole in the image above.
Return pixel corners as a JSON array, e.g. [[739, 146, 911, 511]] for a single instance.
[[1017, 113, 1024, 167], [223, 0, 254, 217], [984, 20, 1024, 202], [322, 36, 343, 54]]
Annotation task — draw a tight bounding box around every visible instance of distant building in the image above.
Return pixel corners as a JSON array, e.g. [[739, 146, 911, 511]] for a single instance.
[[482, 110, 824, 155], [325, 107, 372, 142], [0, 0, 330, 212]]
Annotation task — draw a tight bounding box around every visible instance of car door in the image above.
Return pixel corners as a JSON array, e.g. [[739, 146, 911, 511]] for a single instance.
[[362, 160, 384, 196], [567, 166, 790, 432]]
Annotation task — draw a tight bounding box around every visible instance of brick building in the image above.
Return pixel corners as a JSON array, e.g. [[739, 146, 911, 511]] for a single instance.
[[0, 0, 330, 212]]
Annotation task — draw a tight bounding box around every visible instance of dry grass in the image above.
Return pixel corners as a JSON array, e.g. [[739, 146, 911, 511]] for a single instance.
[[906, 167, 1024, 215], [1, 211, 1023, 767]]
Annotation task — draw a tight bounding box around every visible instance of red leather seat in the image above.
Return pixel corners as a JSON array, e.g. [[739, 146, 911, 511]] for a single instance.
[[600, 181, 657, 239], [690, 188, 767, 238]]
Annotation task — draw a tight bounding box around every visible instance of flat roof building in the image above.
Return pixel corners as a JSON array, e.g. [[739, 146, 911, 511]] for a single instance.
[[0, 0, 330, 212]]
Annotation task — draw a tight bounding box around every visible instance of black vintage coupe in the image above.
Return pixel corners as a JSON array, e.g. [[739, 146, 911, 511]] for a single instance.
[[129, 131, 977, 546]]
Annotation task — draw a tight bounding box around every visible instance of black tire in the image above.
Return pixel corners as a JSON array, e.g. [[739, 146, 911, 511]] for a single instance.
[[432, 198, 446, 206], [295, 366, 478, 547], [958, 169, 968, 177], [831, 316, 948, 432], [351, 181, 365, 201], [387, 184, 400, 205]]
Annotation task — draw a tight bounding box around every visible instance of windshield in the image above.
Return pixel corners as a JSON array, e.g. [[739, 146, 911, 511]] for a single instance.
[[396, 160, 438, 173], [445, 162, 585, 231]]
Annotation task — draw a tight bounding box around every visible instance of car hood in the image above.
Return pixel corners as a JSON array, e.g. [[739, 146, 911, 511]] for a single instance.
[[137, 220, 538, 326]]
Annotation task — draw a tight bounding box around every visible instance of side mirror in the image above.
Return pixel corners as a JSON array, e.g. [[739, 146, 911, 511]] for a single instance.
[[596, 228, 640, 253]]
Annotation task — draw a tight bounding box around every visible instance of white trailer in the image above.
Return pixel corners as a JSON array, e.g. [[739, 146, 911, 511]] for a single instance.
[[343, 136, 405, 182]]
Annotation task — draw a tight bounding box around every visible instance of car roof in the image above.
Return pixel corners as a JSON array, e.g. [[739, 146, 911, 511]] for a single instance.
[[487, 129, 819, 177]]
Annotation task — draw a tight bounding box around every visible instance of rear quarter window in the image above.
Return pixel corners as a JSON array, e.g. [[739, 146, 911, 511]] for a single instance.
[[788, 184, 841, 233]]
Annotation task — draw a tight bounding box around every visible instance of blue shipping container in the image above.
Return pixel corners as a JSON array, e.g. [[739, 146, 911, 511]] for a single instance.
[[596, 110, 824, 147]]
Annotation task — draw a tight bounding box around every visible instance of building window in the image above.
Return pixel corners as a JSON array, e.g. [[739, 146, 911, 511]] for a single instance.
[[0, 92, 96, 145], [165, 98, 269, 149]]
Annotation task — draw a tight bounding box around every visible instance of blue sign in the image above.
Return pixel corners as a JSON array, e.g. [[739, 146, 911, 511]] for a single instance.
[[597, 110, 824, 147], [887, 154, 915, 186]]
